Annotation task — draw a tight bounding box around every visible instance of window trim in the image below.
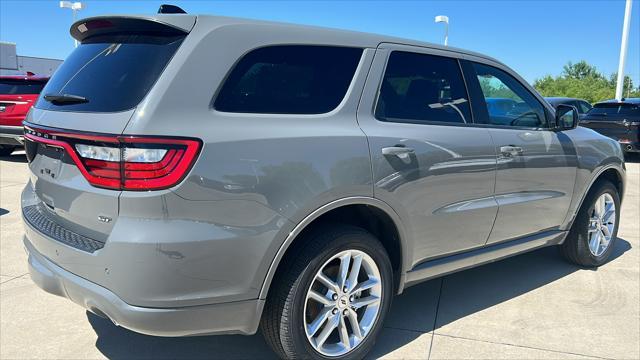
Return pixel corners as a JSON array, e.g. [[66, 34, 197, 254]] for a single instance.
[[372, 50, 475, 127], [460, 60, 554, 131], [211, 44, 365, 116]]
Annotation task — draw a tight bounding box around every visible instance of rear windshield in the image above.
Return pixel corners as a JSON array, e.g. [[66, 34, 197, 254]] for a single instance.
[[588, 103, 640, 117], [214, 45, 363, 114], [0, 79, 46, 95], [35, 34, 184, 112]]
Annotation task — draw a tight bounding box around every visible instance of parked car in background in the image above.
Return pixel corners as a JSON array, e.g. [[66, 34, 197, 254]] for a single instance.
[[545, 97, 592, 116], [580, 98, 640, 154], [0, 73, 48, 156], [22, 11, 626, 360]]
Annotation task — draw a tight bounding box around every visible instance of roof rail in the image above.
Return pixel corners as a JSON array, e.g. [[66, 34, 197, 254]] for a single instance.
[[158, 4, 186, 14]]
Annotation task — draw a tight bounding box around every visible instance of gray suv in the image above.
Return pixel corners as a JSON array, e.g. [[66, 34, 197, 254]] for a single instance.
[[22, 12, 626, 359]]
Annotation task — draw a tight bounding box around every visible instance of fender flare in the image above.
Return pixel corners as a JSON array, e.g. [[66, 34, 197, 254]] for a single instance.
[[258, 196, 410, 299], [565, 163, 625, 230]]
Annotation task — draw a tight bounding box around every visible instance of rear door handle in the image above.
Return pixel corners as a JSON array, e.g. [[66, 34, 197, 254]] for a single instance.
[[500, 145, 524, 157], [382, 146, 415, 157]]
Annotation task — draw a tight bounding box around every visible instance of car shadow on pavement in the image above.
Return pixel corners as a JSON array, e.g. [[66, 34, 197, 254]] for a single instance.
[[0, 152, 27, 163], [88, 239, 631, 360], [625, 154, 640, 163]]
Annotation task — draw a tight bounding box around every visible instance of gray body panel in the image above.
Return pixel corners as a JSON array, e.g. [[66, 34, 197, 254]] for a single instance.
[[486, 127, 578, 242], [23, 13, 626, 337], [357, 45, 498, 265]]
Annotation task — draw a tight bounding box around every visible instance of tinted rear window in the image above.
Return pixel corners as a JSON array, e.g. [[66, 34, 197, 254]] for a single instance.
[[588, 103, 640, 117], [375, 51, 471, 124], [35, 34, 184, 112], [214, 45, 363, 114], [0, 79, 46, 95]]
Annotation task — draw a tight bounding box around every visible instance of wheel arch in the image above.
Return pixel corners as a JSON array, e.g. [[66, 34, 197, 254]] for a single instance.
[[258, 197, 410, 300], [567, 164, 625, 229]]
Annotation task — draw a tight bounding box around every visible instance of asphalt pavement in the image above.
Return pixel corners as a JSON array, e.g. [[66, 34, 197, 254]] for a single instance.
[[1, 151, 638, 359]]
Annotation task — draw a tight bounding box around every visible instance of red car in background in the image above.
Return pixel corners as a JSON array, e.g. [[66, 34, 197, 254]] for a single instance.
[[0, 73, 49, 156]]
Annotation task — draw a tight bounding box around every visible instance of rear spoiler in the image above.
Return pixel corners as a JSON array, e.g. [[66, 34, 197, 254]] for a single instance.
[[70, 15, 196, 42]]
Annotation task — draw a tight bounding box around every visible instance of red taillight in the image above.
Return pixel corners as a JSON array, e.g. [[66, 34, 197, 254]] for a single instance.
[[24, 125, 201, 191]]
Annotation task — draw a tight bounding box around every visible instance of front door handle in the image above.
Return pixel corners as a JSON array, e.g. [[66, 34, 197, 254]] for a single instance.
[[500, 145, 524, 157], [382, 146, 415, 157]]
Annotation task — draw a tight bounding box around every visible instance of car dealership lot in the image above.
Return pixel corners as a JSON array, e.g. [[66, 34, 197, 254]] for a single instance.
[[1, 152, 638, 360]]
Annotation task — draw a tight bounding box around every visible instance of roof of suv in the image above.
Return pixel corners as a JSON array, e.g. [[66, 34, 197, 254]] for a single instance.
[[72, 14, 506, 66], [596, 98, 640, 105], [545, 97, 584, 102]]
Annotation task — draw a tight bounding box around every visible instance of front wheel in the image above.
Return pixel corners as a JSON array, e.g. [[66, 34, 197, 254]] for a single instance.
[[561, 180, 620, 267], [261, 225, 393, 359]]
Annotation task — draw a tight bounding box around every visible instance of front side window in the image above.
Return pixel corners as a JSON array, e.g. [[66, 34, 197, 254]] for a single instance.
[[577, 101, 592, 114], [214, 45, 363, 114], [472, 63, 546, 128], [375, 51, 471, 124]]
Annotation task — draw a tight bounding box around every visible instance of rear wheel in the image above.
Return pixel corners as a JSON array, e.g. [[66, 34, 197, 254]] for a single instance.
[[0, 145, 15, 156], [261, 225, 393, 359], [561, 180, 620, 267]]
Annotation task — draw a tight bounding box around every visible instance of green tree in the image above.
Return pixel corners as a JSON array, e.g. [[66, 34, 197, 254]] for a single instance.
[[562, 60, 602, 80], [478, 76, 521, 100], [534, 61, 640, 103]]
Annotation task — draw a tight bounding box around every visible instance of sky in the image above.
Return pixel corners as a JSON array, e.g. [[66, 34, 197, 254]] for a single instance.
[[1, 0, 639, 85]]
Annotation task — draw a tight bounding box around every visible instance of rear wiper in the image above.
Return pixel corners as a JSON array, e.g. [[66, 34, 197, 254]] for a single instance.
[[43, 93, 89, 105]]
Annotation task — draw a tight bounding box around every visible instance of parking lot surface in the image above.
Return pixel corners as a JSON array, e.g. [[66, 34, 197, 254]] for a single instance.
[[1, 151, 639, 359]]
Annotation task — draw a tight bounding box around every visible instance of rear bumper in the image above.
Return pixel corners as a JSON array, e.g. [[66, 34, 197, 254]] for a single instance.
[[0, 125, 23, 146], [25, 238, 264, 337], [619, 141, 640, 153]]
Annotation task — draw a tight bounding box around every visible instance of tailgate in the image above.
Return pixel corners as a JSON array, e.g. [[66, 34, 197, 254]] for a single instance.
[[0, 92, 41, 127], [23, 15, 193, 246], [581, 102, 640, 142]]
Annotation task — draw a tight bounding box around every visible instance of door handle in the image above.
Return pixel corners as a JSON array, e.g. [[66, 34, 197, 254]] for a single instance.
[[500, 145, 524, 157], [382, 146, 415, 157]]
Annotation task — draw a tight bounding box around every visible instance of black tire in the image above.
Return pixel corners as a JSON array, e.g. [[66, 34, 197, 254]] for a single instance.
[[0, 145, 15, 156], [261, 224, 393, 360], [561, 180, 620, 267]]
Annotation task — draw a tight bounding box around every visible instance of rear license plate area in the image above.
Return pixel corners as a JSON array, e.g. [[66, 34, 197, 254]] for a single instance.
[[34, 143, 64, 179]]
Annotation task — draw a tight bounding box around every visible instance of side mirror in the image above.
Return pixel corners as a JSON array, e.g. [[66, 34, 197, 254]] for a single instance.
[[555, 104, 579, 130]]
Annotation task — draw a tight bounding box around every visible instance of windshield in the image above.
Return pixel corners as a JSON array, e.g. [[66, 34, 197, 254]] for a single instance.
[[0, 79, 46, 95], [35, 34, 184, 112], [588, 103, 640, 117]]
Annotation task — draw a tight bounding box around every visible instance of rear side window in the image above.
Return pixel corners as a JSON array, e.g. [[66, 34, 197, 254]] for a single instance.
[[35, 34, 184, 112], [0, 79, 46, 95], [375, 51, 471, 124], [588, 103, 639, 117], [214, 45, 363, 114]]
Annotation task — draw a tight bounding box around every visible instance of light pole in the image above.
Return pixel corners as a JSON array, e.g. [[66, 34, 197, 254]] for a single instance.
[[59, 1, 85, 48], [615, 0, 632, 101], [435, 15, 449, 46]]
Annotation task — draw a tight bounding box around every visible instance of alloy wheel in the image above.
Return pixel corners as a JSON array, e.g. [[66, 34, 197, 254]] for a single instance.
[[303, 249, 383, 357], [587, 193, 616, 257]]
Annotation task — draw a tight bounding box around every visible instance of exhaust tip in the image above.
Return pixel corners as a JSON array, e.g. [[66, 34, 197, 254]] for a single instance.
[[89, 307, 108, 319], [626, 144, 633, 151], [89, 307, 119, 326]]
